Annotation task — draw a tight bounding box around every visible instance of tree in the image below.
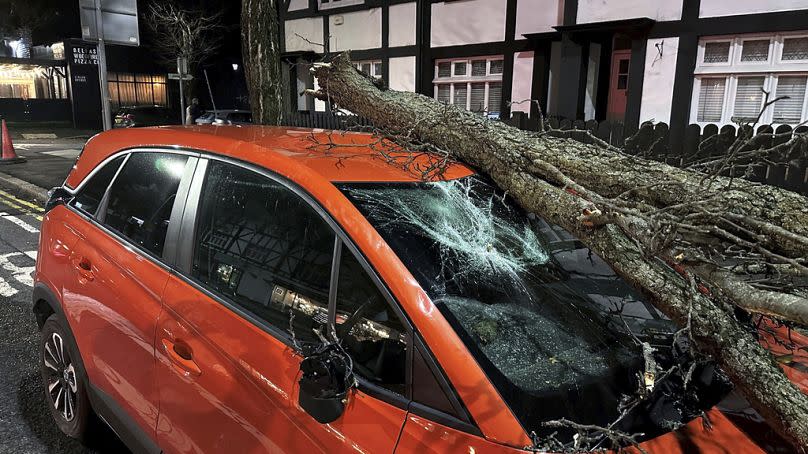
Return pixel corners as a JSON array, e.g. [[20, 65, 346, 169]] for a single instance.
[[0, 0, 60, 57], [305, 53, 808, 450], [241, 0, 284, 125], [144, 1, 224, 104]]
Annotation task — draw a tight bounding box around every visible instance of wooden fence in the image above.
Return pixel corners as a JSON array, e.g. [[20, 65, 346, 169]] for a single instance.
[[283, 111, 808, 195]]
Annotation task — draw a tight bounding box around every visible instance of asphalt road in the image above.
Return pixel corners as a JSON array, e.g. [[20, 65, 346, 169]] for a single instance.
[[0, 189, 127, 453]]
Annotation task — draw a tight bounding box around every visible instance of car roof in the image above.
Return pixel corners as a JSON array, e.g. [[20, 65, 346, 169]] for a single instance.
[[66, 125, 474, 189]]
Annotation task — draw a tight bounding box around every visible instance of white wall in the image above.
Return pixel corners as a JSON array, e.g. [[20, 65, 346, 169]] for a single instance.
[[700, 0, 808, 17], [431, 0, 507, 47], [639, 37, 679, 124], [330, 9, 382, 51], [285, 17, 324, 53], [288, 0, 308, 12], [511, 51, 534, 114], [389, 2, 417, 47], [389, 56, 417, 92], [515, 0, 562, 38], [576, 0, 683, 23]]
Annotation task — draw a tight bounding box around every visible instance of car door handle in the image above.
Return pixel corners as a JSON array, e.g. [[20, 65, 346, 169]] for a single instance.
[[70, 256, 94, 281], [162, 339, 202, 377]]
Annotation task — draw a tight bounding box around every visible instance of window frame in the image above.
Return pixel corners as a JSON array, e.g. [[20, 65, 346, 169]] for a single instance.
[[65, 149, 199, 263], [693, 32, 808, 126], [433, 56, 504, 117], [172, 153, 478, 433]]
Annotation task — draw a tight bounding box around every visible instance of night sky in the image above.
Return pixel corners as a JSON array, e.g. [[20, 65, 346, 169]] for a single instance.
[[42, 0, 242, 61]]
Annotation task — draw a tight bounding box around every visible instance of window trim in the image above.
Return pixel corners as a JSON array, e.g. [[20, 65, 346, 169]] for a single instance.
[[172, 153, 477, 430], [778, 34, 808, 64], [63, 149, 200, 274]]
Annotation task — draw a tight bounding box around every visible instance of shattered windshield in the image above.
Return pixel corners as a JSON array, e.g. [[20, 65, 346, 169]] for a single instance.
[[340, 176, 729, 442]]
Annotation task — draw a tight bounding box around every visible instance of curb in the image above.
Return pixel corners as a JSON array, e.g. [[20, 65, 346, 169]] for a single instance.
[[0, 171, 49, 205]]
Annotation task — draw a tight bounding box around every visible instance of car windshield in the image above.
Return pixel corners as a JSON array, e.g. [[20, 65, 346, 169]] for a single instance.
[[340, 176, 728, 441]]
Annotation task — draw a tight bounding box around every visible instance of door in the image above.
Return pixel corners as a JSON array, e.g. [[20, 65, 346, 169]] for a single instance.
[[607, 50, 631, 121], [155, 159, 410, 453], [61, 151, 195, 445]]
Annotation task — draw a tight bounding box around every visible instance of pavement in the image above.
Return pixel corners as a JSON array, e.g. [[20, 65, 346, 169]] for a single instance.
[[0, 159, 127, 452], [0, 138, 88, 199]]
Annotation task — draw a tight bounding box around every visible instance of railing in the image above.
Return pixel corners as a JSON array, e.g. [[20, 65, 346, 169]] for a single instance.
[[282, 110, 808, 195]]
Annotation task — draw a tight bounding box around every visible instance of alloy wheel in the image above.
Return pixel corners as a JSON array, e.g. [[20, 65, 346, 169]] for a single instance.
[[43, 332, 78, 422]]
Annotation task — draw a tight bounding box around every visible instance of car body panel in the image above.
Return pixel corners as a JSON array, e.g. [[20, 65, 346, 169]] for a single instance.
[[56, 212, 165, 442], [156, 274, 409, 454], [40, 125, 808, 453]]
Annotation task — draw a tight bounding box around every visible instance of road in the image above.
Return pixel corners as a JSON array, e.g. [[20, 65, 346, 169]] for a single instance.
[[7, 139, 84, 190], [0, 189, 127, 453]]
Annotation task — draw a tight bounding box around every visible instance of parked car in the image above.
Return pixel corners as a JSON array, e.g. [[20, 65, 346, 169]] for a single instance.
[[194, 109, 253, 125], [36, 126, 806, 453], [113, 106, 180, 128]]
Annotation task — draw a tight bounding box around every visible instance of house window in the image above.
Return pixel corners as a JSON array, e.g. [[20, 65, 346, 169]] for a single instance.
[[354, 60, 382, 79], [692, 33, 808, 125], [318, 0, 363, 10], [434, 56, 504, 118], [108, 72, 167, 109]]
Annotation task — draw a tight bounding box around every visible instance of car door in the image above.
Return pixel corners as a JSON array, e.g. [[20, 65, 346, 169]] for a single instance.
[[61, 151, 196, 450], [154, 158, 411, 453]]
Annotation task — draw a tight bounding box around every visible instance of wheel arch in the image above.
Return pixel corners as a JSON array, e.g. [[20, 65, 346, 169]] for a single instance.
[[33, 282, 65, 330]]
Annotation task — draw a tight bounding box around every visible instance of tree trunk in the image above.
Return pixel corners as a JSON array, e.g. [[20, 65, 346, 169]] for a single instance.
[[308, 53, 808, 450], [241, 0, 284, 125]]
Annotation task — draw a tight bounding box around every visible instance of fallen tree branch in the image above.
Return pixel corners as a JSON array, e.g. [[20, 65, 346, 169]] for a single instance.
[[307, 53, 808, 450]]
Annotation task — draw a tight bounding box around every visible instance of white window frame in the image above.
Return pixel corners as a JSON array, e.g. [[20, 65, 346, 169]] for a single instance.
[[354, 60, 383, 79], [433, 56, 504, 117], [318, 0, 363, 10], [691, 32, 808, 126], [736, 37, 774, 66], [776, 34, 808, 65]]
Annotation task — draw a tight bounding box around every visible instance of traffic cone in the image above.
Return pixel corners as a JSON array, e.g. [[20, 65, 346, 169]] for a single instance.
[[0, 120, 25, 165]]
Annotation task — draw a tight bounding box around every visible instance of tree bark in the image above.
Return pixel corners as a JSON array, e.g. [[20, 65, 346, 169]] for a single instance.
[[241, 0, 284, 125], [308, 54, 808, 450]]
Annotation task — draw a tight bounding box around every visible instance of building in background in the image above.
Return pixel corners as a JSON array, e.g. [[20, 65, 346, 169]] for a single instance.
[[281, 0, 808, 148]]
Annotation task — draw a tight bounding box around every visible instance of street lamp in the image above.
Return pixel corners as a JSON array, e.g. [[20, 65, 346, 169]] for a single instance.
[[232, 63, 239, 71]]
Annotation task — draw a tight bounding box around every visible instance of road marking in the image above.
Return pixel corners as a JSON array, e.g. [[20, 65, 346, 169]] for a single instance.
[[0, 212, 39, 233], [0, 189, 45, 212], [0, 193, 44, 222], [0, 251, 36, 296]]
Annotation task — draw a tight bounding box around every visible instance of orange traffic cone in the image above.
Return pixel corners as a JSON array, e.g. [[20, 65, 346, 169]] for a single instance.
[[0, 119, 25, 165]]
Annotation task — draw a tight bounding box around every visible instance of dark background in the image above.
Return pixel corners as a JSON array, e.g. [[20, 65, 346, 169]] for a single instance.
[[39, 0, 247, 111]]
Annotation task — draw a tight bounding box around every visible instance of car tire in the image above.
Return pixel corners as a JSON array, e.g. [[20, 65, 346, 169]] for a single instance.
[[39, 314, 93, 441]]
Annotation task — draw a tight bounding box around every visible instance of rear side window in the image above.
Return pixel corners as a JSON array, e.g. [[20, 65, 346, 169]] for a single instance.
[[72, 155, 125, 215], [102, 152, 189, 256], [191, 161, 335, 344], [335, 245, 407, 396]]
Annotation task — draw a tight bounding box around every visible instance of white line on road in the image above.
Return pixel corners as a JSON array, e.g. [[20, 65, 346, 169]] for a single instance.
[[0, 212, 39, 233], [0, 251, 36, 297]]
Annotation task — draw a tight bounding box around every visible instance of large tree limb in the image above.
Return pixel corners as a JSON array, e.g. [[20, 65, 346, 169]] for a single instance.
[[307, 54, 808, 450]]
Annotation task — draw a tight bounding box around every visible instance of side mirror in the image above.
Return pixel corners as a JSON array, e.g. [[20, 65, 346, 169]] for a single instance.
[[298, 344, 355, 424], [45, 187, 72, 213]]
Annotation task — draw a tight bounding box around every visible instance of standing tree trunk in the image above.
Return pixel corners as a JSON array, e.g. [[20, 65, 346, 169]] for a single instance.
[[307, 53, 808, 450], [241, 0, 284, 125]]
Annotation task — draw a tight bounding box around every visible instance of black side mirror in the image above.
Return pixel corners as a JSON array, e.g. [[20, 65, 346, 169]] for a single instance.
[[298, 344, 355, 424], [45, 187, 72, 213]]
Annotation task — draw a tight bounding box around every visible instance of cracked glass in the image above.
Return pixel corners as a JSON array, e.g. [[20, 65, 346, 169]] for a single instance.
[[341, 176, 680, 437]]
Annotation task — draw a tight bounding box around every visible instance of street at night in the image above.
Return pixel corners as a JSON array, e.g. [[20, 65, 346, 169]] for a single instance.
[[0, 190, 125, 453]]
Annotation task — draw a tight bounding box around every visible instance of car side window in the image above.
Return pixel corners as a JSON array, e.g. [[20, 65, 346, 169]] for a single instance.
[[102, 152, 189, 256], [72, 155, 125, 216], [335, 245, 407, 396], [192, 161, 335, 345]]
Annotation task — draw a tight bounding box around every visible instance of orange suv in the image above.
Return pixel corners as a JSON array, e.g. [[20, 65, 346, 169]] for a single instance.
[[34, 126, 805, 453]]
